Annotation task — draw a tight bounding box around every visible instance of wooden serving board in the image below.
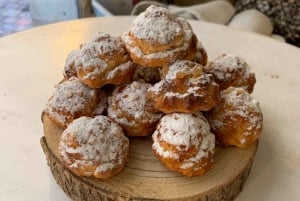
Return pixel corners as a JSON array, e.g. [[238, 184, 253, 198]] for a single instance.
[[41, 114, 258, 201]]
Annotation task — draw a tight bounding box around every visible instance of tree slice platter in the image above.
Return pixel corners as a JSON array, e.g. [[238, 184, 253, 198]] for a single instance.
[[41, 114, 258, 201]]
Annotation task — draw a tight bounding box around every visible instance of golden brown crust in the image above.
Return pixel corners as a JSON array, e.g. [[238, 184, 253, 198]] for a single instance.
[[77, 32, 136, 88], [153, 150, 213, 177], [204, 54, 256, 93], [44, 77, 101, 129], [206, 87, 263, 148], [122, 5, 196, 68], [147, 60, 220, 113], [58, 116, 129, 179], [107, 81, 162, 136], [63, 49, 81, 79], [42, 5, 263, 185], [152, 113, 215, 177]]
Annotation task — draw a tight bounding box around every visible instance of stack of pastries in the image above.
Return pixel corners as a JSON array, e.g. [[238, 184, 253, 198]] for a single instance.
[[42, 5, 263, 178]]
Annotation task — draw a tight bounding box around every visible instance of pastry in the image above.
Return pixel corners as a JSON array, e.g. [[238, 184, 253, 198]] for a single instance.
[[204, 54, 256, 93], [122, 5, 200, 67], [107, 81, 162, 136], [58, 115, 129, 179], [77, 32, 135, 88], [147, 60, 220, 113], [152, 112, 215, 177], [40, 5, 265, 200], [206, 87, 263, 148], [63, 49, 81, 79], [43, 76, 102, 129]]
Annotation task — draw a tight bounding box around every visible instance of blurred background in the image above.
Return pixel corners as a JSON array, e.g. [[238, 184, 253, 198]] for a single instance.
[[0, 0, 299, 47]]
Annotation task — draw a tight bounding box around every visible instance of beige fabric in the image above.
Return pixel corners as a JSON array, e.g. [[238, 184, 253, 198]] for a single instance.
[[169, 1, 235, 24], [229, 9, 273, 36], [132, 0, 235, 25]]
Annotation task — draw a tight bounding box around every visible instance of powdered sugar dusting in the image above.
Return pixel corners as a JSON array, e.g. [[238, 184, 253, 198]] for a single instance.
[[64, 49, 81, 78], [130, 5, 182, 44], [49, 77, 97, 113], [117, 81, 149, 115], [211, 87, 263, 135], [81, 59, 108, 80], [208, 54, 253, 82], [156, 113, 210, 148], [108, 81, 162, 127], [152, 113, 215, 164], [90, 32, 124, 55], [164, 60, 209, 83], [59, 116, 129, 175], [152, 133, 179, 160], [149, 61, 216, 99], [78, 32, 127, 77], [180, 133, 214, 169], [45, 77, 98, 126], [224, 87, 261, 114], [122, 5, 194, 65], [96, 163, 115, 174], [224, 87, 262, 134], [165, 60, 196, 81], [106, 61, 133, 79]]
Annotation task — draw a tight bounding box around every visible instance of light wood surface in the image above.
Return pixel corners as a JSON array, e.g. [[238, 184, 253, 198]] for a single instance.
[[0, 16, 300, 201], [42, 114, 257, 200]]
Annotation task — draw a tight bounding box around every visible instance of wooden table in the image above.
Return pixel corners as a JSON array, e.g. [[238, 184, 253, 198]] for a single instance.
[[0, 17, 299, 201]]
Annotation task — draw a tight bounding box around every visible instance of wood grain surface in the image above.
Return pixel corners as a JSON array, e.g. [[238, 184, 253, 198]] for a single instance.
[[41, 114, 258, 201]]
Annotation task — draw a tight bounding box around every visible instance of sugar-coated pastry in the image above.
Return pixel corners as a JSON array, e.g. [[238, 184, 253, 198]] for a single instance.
[[63, 49, 81, 79], [133, 65, 161, 84], [147, 60, 220, 113], [204, 54, 256, 93], [206, 87, 263, 148], [58, 115, 129, 179], [122, 5, 198, 68], [77, 32, 135, 88], [44, 77, 102, 129], [108, 81, 162, 136], [152, 113, 215, 177]]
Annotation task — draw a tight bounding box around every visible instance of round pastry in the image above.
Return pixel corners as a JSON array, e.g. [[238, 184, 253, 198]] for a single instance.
[[147, 60, 220, 113], [133, 65, 161, 84], [58, 115, 129, 179], [206, 87, 263, 148], [107, 81, 162, 136], [204, 54, 256, 93], [122, 5, 197, 67], [77, 32, 135, 88], [152, 112, 215, 177], [40, 6, 263, 200], [43, 76, 101, 129], [63, 49, 81, 79]]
